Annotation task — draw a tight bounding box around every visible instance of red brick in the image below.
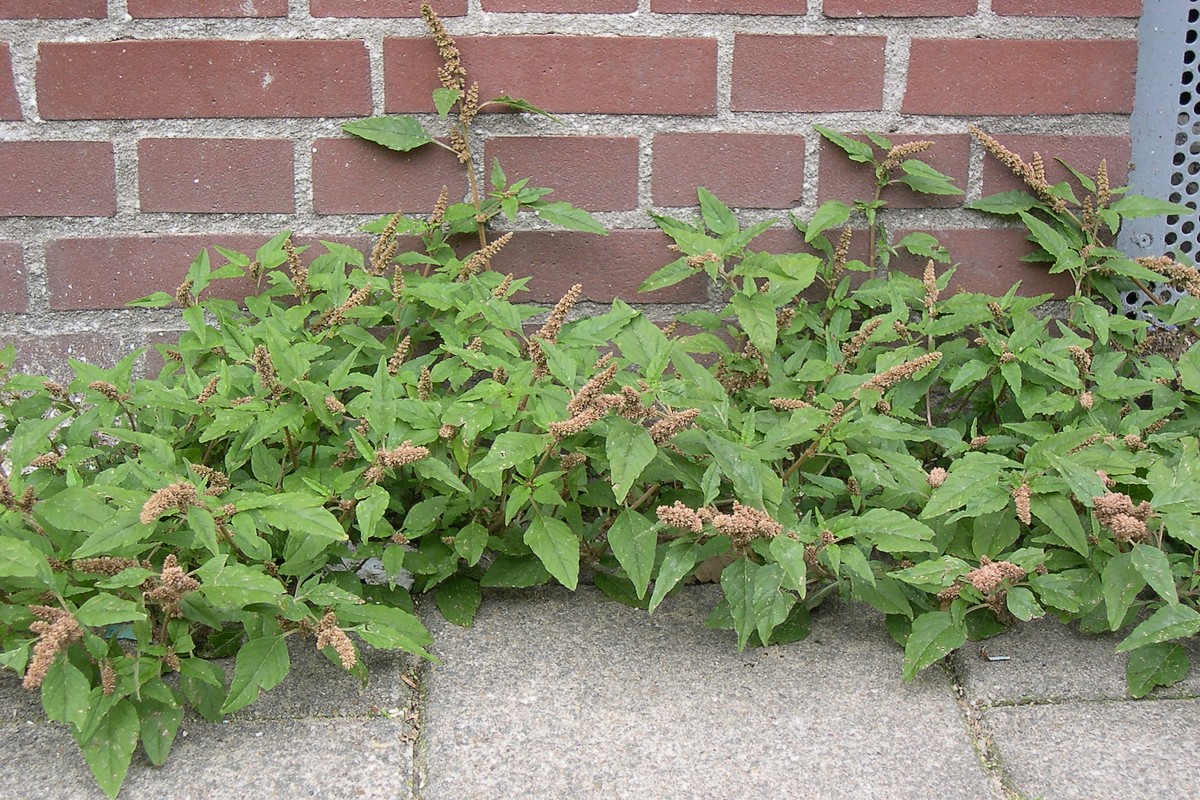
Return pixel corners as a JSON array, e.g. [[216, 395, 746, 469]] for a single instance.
[[904, 39, 1137, 115], [817, 133, 968, 208], [47, 236, 262, 310], [0, 44, 19, 121], [652, 133, 805, 209], [651, 0, 806, 12], [993, 0, 1141, 16], [483, 0, 634, 10], [43, 234, 374, 311], [37, 40, 370, 120], [753, 225, 1070, 297], [732, 35, 885, 112], [138, 139, 295, 214], [894, 228, 1072, 297], [824, 0, 974, 15], [4, 333, 139, 384], [0, 242, 26, 314], [489, 230, 708, 304], [384, 36, 716, 115], [483, 137, 638, 212], [127, 0, 287, 17], [312, 137, 463, 215], [979, 134, 1132, 198], [0, 142, 115, 217], [311, 0, 466, 16], [0, 0, 103, 18]]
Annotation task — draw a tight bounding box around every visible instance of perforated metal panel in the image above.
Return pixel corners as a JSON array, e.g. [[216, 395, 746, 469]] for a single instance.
[[1120, 0, 1199, 322]]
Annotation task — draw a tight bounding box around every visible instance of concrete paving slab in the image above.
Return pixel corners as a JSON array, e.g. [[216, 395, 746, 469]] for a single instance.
[[0, 717, 415, 800], [0, 638, 418, 724], [950, 618, 1200, 706], [418, 585, 1000, 800], [982, 699, 1200, 800], [224, 637, 418, 721]]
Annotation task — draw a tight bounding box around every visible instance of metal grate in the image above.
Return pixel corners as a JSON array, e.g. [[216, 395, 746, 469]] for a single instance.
[[1163, 2, 1200, 259], [1120, 0, 1200, 323]]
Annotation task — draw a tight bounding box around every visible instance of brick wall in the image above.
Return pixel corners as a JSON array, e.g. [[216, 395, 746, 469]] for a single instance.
[[0, 0, 1140, 376]]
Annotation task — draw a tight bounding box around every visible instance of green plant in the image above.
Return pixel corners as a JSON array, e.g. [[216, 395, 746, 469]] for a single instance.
[[4, 6, 1200, 796]]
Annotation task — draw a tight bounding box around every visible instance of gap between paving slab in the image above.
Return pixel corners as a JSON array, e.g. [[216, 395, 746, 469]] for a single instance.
[[945, 615, 1200, 800], [414, 585, 1002, 800], [0, 639, 422, 800]]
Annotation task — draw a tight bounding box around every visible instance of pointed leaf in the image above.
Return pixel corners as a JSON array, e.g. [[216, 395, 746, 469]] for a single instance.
[[1103, 551, 1146, 631], [1130, 543, 1178, 605], [342, 116, 434, 152], [607, 510, 656, 599], [731, 291, 777, 358], [698, 186, 739, 237], [648, 540, 700, 613], [434, 575, 482, 627], [902, 611, 966, 681], [606, 417, 657, 504], [1115, 604, 1200, 653], [524, 513, 580, 590], [79, 699, 139, 800], [221, 635, 290, 715], [1126, 642, 1189, 698]]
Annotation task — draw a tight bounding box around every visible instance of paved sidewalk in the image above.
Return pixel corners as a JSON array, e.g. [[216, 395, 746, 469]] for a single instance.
[[2, 586, 1198, 799]]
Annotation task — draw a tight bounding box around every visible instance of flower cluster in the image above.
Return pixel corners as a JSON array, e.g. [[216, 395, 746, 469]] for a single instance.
[[1092, 492, 1153, 543]]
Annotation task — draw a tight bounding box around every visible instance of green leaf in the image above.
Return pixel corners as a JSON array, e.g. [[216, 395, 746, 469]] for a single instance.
[[697, 187, 739, 237], [533, 202, 607, 235], [221, 635, 290, 715], [434, 575, 482, 627], [720, 559, 792, 651], [966, 191, 1039, 216], [432, 87, 460, 118], [188, 506, 220, 557], [639, 257, 698, 294], [648, 540, 701, 613], [470, 432, 550, 476], [179, 658, 226, 722], [731, 292, 777, 358], [0, 537, 55, 585], [921, 452, 1018, 520], [139, 697, 184, 767], [814, 125, 874, 163], [1110, 194, 1192, 218], [74, 595, 147, 628], [1130, 544, 1178, 605], [606, 417, 657, 504], [806, 200, 852, 243], [854, 508, 938, 554], [355, 486, 390, 541], [902, 611, 966, 681], [453, 522, 488, 568], [1115, 604, 1200, 653], [769, 535, 808, 598], [480, 553, 551, 588], [342, 116, 434, 152], [1029, 493, 1089, 557], [1102, 551, 1146, 631], [1126, 642, 1189, 698], [487, 94, 560, 121], [524, 513, 580, 591], [1005, 587, 1043, 622], [41, 658, 92, 730], [1178, 343, 1200, 394], [607, 510, 657, 599], [126, 291, 175, 308], [896, 160, 963, 196], [1016, 211, 1070, 258], [79, 699, 139, 800]]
